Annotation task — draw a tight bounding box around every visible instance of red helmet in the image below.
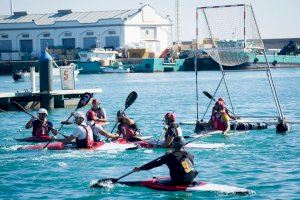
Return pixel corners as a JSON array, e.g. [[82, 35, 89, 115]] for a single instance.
[[92, 99, 100, 105], [86, 110, 97, 120], [164, 112, 176, 122], [217, 97, 225, 102]]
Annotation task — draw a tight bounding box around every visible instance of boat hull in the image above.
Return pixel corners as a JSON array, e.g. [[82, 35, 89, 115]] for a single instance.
[[117, 177, 253, 195]]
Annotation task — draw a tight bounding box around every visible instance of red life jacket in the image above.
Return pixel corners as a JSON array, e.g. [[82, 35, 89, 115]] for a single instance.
[[118, 123, 139, 140], [91, 108, 105, 119], [211, 113, 227, 131], [76, 125, 94, 148], [35, 124, 50, 138]]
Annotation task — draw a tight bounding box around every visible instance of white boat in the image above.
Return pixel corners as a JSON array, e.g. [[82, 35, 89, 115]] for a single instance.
[[12, 63, 80, 82], [100, 62, 131, 73]]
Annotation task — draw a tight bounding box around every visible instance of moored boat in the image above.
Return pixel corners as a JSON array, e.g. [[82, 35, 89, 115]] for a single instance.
[[12, 63, 80, 82]]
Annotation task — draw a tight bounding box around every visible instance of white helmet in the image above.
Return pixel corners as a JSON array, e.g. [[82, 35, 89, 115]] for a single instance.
[[74, 111, 86, 119], [38, 108, 48, 116]]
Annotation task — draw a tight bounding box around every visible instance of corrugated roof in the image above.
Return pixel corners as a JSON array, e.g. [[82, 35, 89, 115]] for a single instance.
[[0, 9, 139, 25]]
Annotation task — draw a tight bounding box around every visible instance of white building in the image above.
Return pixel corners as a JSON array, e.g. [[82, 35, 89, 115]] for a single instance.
[[0, 5, 172, 57]]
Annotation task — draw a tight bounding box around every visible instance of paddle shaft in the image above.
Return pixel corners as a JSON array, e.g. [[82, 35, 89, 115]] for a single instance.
[[13, 102, 66, 137], [58, 108, 79, 132], [110, 91, 138, 133], [203, 91, 236, 116], [110, 107, 129, 133]]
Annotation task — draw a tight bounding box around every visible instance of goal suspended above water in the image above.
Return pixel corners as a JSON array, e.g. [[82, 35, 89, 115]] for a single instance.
[[196, 4, 264, 67]]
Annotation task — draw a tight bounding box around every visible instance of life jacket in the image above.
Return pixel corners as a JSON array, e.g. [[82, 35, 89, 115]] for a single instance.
[[164, 123, 183, 140], [76, 125, 94, 148], [171, 151, 198, 184], [34, 121, 51, 138], [211, 112, 227, 131], [91, 107, 105, 119], [118, 123, 140, 140]]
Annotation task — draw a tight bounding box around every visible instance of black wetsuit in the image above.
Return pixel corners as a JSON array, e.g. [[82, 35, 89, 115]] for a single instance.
[[140, 150, 198, 185]]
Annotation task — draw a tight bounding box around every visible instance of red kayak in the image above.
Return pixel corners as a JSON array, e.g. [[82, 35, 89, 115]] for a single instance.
[[18, 141, 105, 150], [16, 136, 51, 143], [18, 140, 137, 151], [117, 177, 253, 195]]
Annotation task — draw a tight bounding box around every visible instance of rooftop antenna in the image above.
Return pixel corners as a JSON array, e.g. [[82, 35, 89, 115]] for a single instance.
[[175, 0, 181, 44], [10, 0, 13, 15]]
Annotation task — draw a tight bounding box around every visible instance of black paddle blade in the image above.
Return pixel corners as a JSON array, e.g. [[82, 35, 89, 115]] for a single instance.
[[77, 92, 93, 109], [10, 101, 26, 112], [60, 121, 73, 125], [90, 178, 118, 188], [203, 91, 213, 100], [125, 91, 137, 110]]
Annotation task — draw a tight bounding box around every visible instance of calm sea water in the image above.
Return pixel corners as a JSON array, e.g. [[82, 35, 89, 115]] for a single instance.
[[0, 68, 299, 199]]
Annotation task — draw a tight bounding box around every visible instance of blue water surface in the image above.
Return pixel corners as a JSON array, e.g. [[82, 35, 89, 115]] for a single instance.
[[0, 68, 299, 199]]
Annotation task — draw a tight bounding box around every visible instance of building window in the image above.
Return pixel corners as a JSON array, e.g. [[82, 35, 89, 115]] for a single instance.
[[40, 39, 54, 51], [62, 38, 75, 49], [86, 32, 94, 36], [20, 39, 33, 53], [108, 30, 116, 35], [83, 37, 97, 49], [1, 34, 8, 39], [0, 40, 12, 52], [141, 27, 156, 40], [43, 33, 50, 37], [22, 34, 29, 38], [64, 32, 72, 37], [105, 36, 119, 49]]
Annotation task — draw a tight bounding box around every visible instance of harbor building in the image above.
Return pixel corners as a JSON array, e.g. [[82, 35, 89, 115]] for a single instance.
[[0, 5, 172, 59]]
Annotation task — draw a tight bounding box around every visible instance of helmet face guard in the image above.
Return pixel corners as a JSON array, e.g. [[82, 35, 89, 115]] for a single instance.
[[164, 113, 176, 124]]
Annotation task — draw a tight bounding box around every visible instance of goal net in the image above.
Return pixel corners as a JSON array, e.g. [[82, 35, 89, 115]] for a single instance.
[[196, 4, 264, 67]]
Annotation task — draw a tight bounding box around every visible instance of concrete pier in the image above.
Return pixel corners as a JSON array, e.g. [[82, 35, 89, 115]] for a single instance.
[[0, 88, 102, 111]]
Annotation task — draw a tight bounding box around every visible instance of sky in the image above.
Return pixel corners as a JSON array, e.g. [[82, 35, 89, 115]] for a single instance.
[[0, 0, 299, 41]]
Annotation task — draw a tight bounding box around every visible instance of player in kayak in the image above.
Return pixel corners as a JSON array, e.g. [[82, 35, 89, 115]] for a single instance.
[[86, 110, 119, 141], [161, 112, 183, 147], [25, 108, 57, 139], [87, 98, 107, 124], [62, 111, 94, 148], [133, 136, 198, 185], [211, 104, 230, 134], [116, 110, 142, 142]]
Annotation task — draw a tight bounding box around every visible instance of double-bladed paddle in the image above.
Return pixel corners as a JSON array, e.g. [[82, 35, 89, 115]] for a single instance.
[[203, 91, 235, 116], [91, 135, 207, 188], [42, 92, 93, 149], [110, 91, 138, 133]]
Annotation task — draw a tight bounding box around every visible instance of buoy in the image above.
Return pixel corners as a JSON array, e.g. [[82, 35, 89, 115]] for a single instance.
[[276, 121, 288, 133]]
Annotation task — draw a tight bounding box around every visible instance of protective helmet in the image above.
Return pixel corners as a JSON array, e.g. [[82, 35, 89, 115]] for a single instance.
[[172, 136, 186, 149], [74, 111, 86, 119], [217, 97, 225, 102], [92, 99, 100, 105], [117, 110, 126, 118], [86, 110, 97, 121], [164, 112, 176, 122], [38, 108, 48, 116]]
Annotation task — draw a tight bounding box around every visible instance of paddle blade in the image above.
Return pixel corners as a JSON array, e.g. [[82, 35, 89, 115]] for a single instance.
[[10, 101, 26, 112], [77, 92, 93, 109], [203, 91, 213, 100], [125, 91, 137, 110], [90, 178, 118, 188]]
